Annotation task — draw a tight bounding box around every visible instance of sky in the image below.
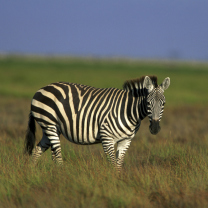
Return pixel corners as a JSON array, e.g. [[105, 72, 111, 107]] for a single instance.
[[0, 0, 208, 61]]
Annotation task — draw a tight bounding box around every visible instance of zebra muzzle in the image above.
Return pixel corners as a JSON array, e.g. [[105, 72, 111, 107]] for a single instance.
[[149, 119, 161, 135]]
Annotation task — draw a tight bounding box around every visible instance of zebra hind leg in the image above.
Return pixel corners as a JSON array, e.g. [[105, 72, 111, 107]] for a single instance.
[[32, 133, 50, 164], [116, 139, 131, 173], [51, 144, 63, 165], [32, 129, 63, 165], [101, 137, 116, 168], [44, 128, 63, 165]]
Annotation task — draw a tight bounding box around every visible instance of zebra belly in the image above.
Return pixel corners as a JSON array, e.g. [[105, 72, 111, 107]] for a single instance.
[[62, 123, 102, 145]]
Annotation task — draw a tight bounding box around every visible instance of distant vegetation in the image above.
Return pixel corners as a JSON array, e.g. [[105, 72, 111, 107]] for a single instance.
[[1, 56, 208, 105], [0, 56, 208, 207]]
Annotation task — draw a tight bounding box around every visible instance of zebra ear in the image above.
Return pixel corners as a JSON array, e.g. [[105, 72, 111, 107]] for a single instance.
[[144, 76, 154, 92], [161, 77, 170, 91]]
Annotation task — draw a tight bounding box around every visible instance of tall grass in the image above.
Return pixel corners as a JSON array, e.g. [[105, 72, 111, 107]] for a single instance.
[[1, 135, 208, 207], [0, 99, 208, 207], [1, 56, 208, 207]]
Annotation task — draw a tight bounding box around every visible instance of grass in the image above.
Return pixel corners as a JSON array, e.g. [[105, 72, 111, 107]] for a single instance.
[[0, 56, 208, 207], [1, 105, 208, 207], [1, 56, 208, 105]]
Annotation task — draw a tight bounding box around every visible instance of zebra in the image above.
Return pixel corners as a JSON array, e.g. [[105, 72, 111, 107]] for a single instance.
[[25, 75, 170, 172]]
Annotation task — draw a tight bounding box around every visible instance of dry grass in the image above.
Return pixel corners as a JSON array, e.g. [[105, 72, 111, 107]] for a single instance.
[[1, 98, 208, 208], [1, 57, 208, 207]]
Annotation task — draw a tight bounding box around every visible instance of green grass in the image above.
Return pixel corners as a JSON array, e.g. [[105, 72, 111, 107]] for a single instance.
[[1, 56, 208, 207], [1, 56, 208, 105]]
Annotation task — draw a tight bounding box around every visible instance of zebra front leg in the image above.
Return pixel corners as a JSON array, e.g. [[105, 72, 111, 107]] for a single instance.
[[116, 139, 131, 173], [101, 137, 116, 168]]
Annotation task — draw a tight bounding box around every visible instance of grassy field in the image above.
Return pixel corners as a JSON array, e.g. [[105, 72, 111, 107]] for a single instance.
[[0, 56, 208, 207]]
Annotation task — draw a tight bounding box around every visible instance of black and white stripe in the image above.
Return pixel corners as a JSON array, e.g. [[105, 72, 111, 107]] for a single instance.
[[25, 76, 170, 172]]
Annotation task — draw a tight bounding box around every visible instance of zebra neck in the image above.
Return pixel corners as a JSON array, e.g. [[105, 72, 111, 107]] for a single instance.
[[132, 87, 148, 121], [138, 94, 148, 120], [124, 90, 147, 124]]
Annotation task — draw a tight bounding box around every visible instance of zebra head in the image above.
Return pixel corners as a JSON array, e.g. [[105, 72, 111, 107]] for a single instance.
[[144, 76, 170, 135]]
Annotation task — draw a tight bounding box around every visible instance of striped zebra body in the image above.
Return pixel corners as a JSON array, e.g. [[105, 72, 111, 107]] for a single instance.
[[25, 76, 170, 172], [32, 83, 140, 143]]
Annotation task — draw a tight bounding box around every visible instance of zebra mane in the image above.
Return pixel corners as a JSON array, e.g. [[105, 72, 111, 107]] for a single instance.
[[123, 75, 158, 93]]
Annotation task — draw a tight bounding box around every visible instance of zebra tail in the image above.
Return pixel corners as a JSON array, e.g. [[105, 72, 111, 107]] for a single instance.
[[24, 112, 36, 155]]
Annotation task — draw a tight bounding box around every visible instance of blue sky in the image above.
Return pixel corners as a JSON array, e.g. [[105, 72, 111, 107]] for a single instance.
[[1, 0, 208, 60]]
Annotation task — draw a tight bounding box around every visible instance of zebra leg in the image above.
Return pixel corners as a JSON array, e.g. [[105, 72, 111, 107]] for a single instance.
[[116, 139, 131, 173], [50, 141, 63, 165], [40, 126, 63, 165], [32, 133, 50, 164], [101, 137, 116, 168], [32, 128, 63, 165], [51, 149, 56, 162], [47, 135, 63, 165]]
